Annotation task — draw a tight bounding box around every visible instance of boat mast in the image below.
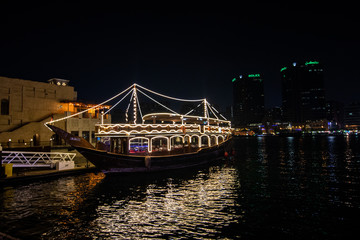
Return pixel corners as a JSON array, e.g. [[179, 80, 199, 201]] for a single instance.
[[204, 98, 209, 125], [133, 84, 137, 124], [203, 99, 207, 118]]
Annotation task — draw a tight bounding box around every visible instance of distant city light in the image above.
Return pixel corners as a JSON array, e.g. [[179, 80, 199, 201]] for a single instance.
[[305, 61, 319, 65]]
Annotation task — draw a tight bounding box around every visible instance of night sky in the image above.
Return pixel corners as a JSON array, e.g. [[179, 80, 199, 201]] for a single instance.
[[1, 2, 359, 111]]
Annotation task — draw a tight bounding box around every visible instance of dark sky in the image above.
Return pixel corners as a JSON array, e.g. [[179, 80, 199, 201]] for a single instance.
[[1, 2, 359, 110]]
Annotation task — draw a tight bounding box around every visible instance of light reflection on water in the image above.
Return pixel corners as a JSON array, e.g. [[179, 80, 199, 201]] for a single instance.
[[0, 173, 105, 238], [92, 167, 240, 239], [85, 167, 241, 238], [1, 136, 360, 239], [0, 166, 241, 239]]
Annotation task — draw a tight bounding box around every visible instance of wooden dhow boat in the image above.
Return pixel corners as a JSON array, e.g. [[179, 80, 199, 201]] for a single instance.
[[46, 84, 232, 173]]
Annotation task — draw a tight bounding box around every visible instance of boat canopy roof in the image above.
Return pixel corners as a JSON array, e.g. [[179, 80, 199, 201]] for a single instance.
[[142, 113, 182, 123], [142, 113, 231, 126]]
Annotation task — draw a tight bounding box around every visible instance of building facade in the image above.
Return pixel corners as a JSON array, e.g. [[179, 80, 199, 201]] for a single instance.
[[281, 61, 326, 123], [0, 76, 110, 147], [344, 102, 360, 129], [57, 102, 111, 144], [326, 100, 344, 130], [232, 74, 264, 127], [0, 77, 77, 132]]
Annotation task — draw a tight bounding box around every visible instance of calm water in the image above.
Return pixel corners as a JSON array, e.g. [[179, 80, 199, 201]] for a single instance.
[[1, 136, 360, 239]]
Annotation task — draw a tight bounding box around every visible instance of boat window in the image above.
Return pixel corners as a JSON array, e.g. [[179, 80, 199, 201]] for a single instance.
[[210, 136, 217, 145], [201, 135, 210, 147], [129, 138, 149, 154], [184, 136, 190, 146], [170, 136, 183, 150], [191, 136, 199, 148], [151, 137, 169, 152]]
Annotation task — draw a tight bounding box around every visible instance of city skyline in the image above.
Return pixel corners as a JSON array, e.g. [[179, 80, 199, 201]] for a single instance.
[[0, 2, 358, 110]]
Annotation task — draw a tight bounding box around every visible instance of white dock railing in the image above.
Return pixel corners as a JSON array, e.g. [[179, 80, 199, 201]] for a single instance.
[[1, 151, 76, 167]]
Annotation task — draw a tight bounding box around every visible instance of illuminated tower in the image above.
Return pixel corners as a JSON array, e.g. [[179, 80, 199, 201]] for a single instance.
[[281, 61, 326, 123], [232, 74, 265, 127]]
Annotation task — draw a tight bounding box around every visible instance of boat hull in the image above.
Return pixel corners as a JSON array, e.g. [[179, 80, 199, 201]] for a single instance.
[[47, 124, 232, 173], [75, 142, 229, 173]]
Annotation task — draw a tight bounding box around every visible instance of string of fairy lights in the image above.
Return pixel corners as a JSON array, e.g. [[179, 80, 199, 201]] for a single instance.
[[45, 83, 228, 127]]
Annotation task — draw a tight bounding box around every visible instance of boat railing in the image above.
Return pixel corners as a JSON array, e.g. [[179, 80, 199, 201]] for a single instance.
[[95, 123, 201, 135], [95, 123, 231, 135]]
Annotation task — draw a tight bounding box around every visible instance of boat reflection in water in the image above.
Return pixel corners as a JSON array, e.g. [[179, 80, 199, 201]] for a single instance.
[[91, 165, 241, 239], [0, 173, 106, 238], [0, 164, 241, 239]]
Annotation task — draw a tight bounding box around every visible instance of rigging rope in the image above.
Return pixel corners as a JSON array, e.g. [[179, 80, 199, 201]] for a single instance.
[[207, 103, 227, 120], [104, 88, 133, 115], [184, 102, 203, 116], [219, 113, 227, 120], [207, 102, 219, 119], [136, 84, 204, 102], [137, 88, 179, 114], [45, 83, 228, 126], [125, 89, 135, 122], [45, 84, 134, 125]]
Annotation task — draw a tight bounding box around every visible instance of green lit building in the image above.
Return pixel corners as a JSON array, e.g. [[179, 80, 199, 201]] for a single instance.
[[232, 74, 264, 127], [281, 61, 326, 123]]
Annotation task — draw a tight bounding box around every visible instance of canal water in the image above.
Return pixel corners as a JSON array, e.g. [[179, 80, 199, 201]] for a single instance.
[[1, 136, 360, 239]]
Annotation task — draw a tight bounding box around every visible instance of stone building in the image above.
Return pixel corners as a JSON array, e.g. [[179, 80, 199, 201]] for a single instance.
[[0, 76, 110, 147], [54, 101, 111, 144]]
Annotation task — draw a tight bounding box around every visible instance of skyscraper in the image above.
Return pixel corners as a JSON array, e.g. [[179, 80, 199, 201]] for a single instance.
[[232, 74, 264, 127], [281, 61, 326, 123]]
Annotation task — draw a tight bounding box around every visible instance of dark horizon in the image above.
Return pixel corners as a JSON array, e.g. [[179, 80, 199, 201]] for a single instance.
[[1, 2, 359, 110]]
